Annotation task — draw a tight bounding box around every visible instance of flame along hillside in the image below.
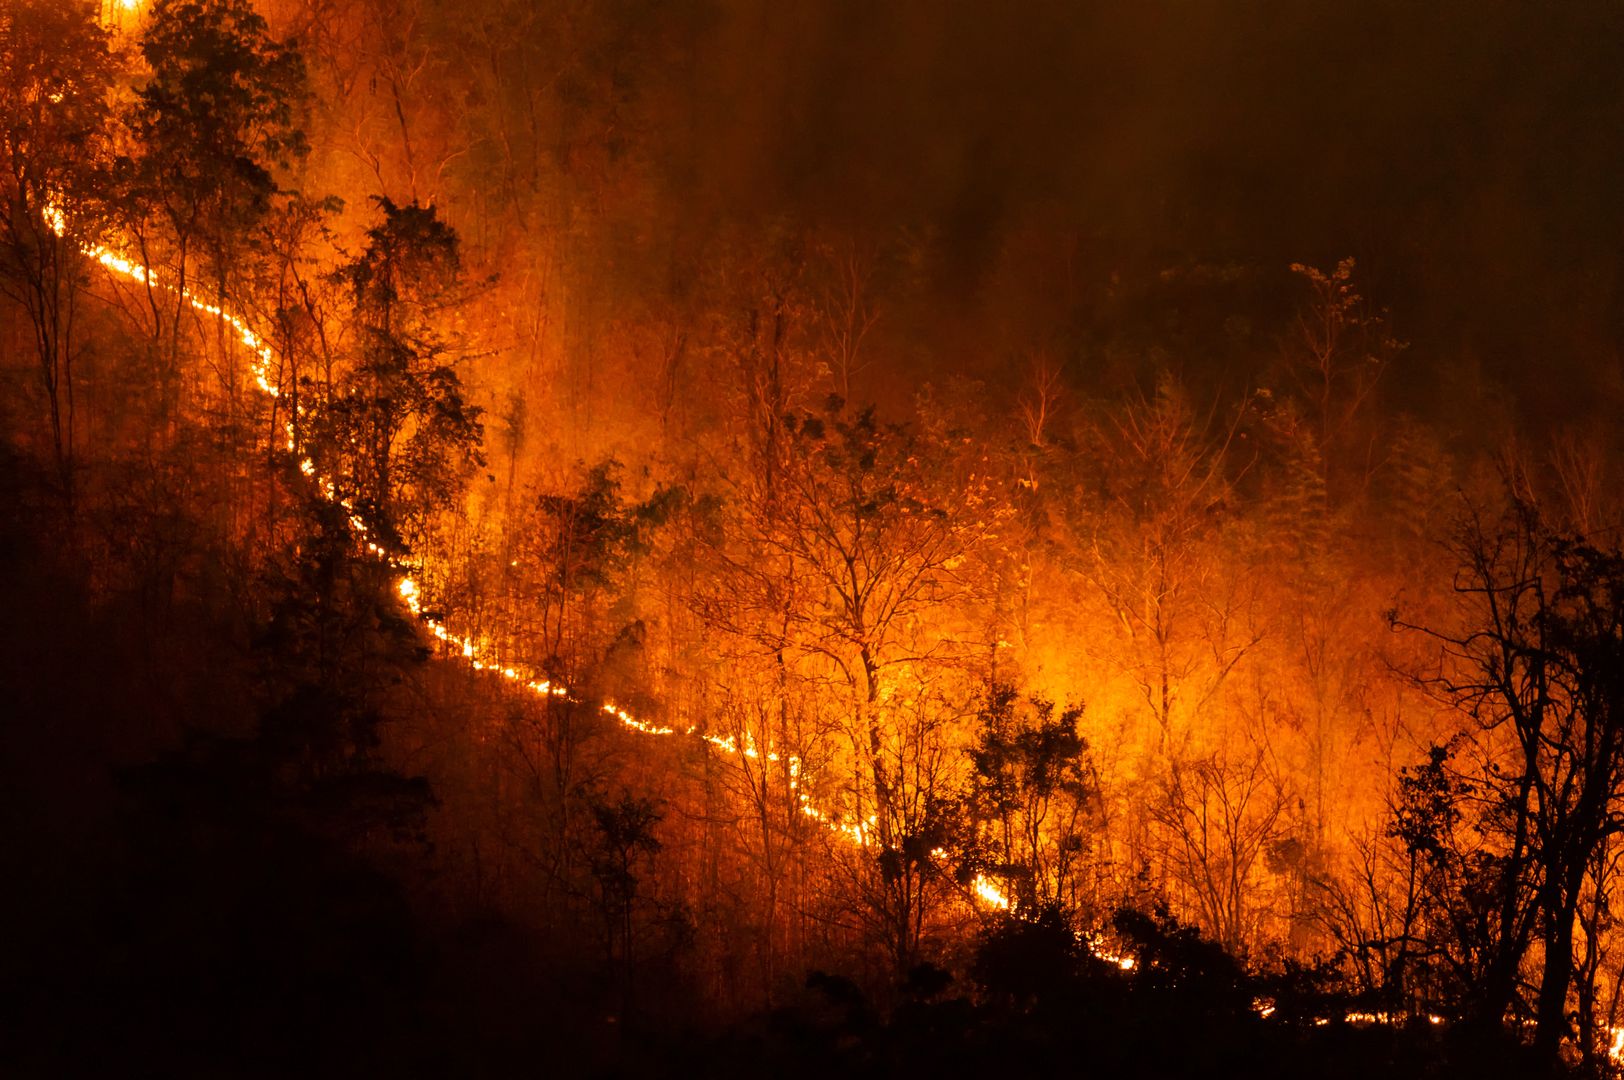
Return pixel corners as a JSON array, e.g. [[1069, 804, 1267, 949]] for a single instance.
[[55, 199, 1020, 907], [54, 219, 1624, 1054], [7, 0, 1624, 1076]]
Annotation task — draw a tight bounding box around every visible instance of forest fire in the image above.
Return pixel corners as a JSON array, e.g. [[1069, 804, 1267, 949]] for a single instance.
[[7, 0, 1624, 1076]]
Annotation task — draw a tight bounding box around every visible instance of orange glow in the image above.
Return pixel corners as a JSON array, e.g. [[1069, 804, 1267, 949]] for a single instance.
[[26, 185, 1146, 936], [67, 207, 1018, 910], [972, 875, 1011, 910]]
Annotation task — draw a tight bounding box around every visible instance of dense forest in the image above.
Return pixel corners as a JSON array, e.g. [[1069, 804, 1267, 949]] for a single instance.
[[4, 1, 1624, 1075]]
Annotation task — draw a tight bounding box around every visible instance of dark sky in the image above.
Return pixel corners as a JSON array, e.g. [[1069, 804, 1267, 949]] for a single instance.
[[609, 0, 1624, 423]]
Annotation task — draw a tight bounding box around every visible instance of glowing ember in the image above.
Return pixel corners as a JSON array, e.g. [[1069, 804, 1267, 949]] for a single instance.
[[972, 874, 1010, 909]]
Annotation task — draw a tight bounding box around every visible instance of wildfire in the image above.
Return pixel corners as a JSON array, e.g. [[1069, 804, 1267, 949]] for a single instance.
[[30, 13, 1624, 1068], [43, 92, 1624, 1077], [102, 0, 142, 24], [1081, 934, 1135, 971], [972, 875, 1011, 910], [50, 198, 1019, 914]]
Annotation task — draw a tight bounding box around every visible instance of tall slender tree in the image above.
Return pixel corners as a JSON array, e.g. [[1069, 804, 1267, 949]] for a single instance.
[[0, 0, 116, 493]]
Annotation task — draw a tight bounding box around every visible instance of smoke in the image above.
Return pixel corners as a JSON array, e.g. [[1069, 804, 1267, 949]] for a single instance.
[[598, 0, 1621, 419]]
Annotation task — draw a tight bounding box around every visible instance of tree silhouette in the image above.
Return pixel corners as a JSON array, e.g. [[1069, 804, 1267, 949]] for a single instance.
[[313, 197, 483, 552], [1393, 496, 1624, 1065]]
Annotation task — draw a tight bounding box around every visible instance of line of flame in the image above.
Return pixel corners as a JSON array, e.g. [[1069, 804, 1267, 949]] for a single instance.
[[53, 201, 1624, 1059], [40, 29, 1624, 1040]]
